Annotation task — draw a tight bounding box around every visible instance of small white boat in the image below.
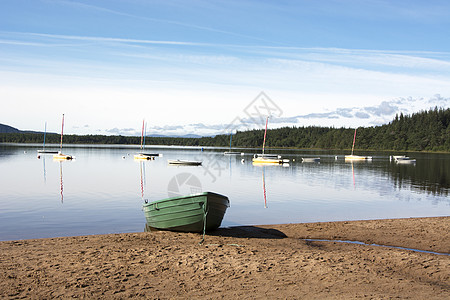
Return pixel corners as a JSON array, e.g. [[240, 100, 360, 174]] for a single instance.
[[390, 155, 416, 164], [168, 159, 202, 166], [395, 156, 416, 164], [390, 155, 406, 161], [394, 156, 410, 161], [224, 152, 244, 155], [302, 157, 320, 163], [396, 158, 416, 164]]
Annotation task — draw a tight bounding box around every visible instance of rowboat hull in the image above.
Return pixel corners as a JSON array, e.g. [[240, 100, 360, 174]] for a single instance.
[[143, 192, 230, 232], [168, 160, 202, 166]]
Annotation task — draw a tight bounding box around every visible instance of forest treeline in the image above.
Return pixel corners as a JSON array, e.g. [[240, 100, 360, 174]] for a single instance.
[[1, 107, 449, 152]]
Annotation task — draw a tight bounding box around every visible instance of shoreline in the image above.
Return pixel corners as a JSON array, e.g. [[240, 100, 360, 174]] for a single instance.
[[2, 142, 450, 154], [1, 217, 449, 299]]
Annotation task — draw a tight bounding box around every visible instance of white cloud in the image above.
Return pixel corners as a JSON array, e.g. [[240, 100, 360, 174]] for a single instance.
[[1, 31, 450, 136]]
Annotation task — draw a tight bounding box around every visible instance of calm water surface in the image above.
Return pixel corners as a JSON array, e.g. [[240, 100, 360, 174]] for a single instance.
[[0, 144, 449, 241]]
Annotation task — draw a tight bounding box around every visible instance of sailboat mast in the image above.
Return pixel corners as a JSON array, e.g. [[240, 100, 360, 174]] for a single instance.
[[351, 128, 357, 155], [143, 122, 147, 151], [229, 132, 233, 151], [140, 119, 145, 150], [59, 114, 65, 152], [43, 122, 47, 149], [262, 116, 269, 155]]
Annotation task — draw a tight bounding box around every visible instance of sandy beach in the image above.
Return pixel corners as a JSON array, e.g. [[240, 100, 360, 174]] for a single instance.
[[1, 217, 449, 299]]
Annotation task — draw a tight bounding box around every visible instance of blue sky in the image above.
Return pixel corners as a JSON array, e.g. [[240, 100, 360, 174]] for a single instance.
[[1, 0, 449, 136]]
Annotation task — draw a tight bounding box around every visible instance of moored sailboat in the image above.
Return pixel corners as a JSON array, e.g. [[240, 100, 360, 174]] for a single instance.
[[37, 122, 58, 155], [53, 114, 73, 160], [134, 120, 161, 160], [224, 132, 244, 155], [344, 128, 372, 161], [252, 117, 287, 165]]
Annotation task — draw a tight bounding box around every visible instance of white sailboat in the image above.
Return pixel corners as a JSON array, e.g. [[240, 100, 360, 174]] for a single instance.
[[302, 157, 320, 163], [37, 122, 58, 155], [344, 128, 372, 161], [53, 114, 73, 160], [224, 132, 244, 155], [134, 120, 161, 160]]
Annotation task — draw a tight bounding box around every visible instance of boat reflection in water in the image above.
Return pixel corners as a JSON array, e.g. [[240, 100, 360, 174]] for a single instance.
[[1, 146, 449, 241], [252, 164, 269, 208], [139, 161, 147, 202], [40, 154, 70, 202], [262, 166, 268, 208], [55, 160, 71, 203]]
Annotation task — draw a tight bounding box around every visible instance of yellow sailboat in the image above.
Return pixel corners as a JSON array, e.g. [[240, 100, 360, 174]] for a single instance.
[[252, 117, 286, 165], [344, 128, 372, 161], [53, 114, 73, 160], [134, 120, 161, 160]]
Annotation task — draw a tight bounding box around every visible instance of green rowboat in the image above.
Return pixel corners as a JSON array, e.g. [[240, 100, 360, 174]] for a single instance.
[[143, 192, 230, 233]]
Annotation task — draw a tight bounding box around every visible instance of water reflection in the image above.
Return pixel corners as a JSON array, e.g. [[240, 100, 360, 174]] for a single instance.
[[384, 156, 449, 197], [59, 161, 64, 203], [38, 153, 68, 202], [0, 145, 449, 241], [42, 155, 47, 184], [138, 160, 151, 202], [351, 162, 355, 189], [55, 159, 73, 203], [262, 166, 267, 208]]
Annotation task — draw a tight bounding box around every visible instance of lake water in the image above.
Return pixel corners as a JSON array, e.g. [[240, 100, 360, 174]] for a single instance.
[[0, 144, 449, 241]]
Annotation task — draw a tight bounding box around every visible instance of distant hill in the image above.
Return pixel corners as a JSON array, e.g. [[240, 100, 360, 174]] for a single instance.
[[0, 123, 21, 133], [0, 123, 44, 134], [0, 123, 206, 138]]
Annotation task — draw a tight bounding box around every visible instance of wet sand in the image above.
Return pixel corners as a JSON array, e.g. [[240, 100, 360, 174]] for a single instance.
[[1, 217, 449, 299]]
